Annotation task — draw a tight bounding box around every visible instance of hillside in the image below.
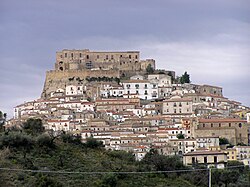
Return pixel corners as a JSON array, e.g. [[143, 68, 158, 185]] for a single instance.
[[0, 121, 249, 187]]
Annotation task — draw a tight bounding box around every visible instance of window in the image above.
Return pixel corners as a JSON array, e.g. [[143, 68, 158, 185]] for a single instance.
[[204, 157, 207, 164], [97, 55, 99, 59], [203, 124, 205, 128], [211, 123, 213, 127], [111, 55, 113, 59], [144, 90, 148, 95], [135, 55, 138, 59], [80, 53, 82, 57], [71, 53, 73, 58], [192, 157, 196, 165], [135, 84, 139, 89], [86, 55, 89, 59], [144, 84, 148, 88], [214, 156, 217, 163], [129, 55, 131, 59], [219, 123, 221, 127], [229, 123, 231, 127], [239, 123, 242, 128], [65, 53, 67, 57], [106, 55, 108, 60]]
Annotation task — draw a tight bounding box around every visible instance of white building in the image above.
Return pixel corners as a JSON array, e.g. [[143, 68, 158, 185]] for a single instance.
[[122, 80, 158, 100], [66, 85, 84, 95], [196, 136, 220, 149]]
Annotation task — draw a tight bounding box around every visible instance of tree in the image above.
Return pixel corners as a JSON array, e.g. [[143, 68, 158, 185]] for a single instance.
[[219, 137, 230, 145], [146, 64, 154, 74], [22, 118, 44, 135], [180, 71, 190, 84], [85, 137, 104, 149], [176, 134, 185, 139], [0, 132, 34, 159], [142, 149, 185, 172]]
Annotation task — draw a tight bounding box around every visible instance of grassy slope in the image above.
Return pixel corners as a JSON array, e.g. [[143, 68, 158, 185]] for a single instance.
[[0, 140, 196, 187]]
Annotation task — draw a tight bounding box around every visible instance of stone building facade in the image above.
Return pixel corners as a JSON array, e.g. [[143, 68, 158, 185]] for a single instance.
[[55, 49, 155, 72], [192, 118, 249, 145]]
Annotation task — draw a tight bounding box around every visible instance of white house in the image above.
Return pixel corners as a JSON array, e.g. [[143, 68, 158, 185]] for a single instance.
[[66, 85, 84, 96], [122, 79, 158, 100]]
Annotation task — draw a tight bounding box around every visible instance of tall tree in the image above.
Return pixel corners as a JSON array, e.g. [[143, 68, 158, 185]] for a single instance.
[[22, 118, 44, 135], [180, 71, 190, 84], [146, 64, 154, 74]]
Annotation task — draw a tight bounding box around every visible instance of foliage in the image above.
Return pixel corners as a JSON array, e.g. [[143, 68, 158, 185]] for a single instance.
[[22, 118, 44, 135], [177, 134, 185, 139], [86, 76, 120, 84], [180, 71, 190, 84], [142, 149, 185, 172], [61, 133, 82, 145], [219, 137, 230, 145], [85, 137, 104, 148], [146, 64, 154, 74], [35, 174, 63, 187], [0, 128, 249, 187], [0, 132, 34, 159], [36, 134, 55, 149]]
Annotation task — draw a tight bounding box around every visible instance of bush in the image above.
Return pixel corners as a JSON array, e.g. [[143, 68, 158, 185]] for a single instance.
[[142, 149, 185, 172], [0, 132, 34, 158], [108, 150, 135, 162], [85, 137, 104, 149], [22, 118, 44, 135], [37, 134, 54, 148], [61, 133, 82, 145]]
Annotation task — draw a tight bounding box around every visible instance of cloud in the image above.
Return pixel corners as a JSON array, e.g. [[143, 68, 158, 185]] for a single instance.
[[0, 0, 250, 117]]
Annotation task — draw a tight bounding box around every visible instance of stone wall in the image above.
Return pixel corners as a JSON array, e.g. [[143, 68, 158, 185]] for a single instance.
[[41, 69, 120, 98]]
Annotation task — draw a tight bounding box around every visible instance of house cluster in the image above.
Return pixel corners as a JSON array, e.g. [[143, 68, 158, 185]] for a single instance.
[[7, 72, 250, 168]]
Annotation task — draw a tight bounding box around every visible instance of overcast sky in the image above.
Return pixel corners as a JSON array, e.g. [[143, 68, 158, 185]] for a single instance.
[[0, 0, 250, 118]]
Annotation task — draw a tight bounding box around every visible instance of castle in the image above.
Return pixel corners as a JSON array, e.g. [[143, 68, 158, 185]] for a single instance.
[[55, 49, 155, 71], [42, 49, 156, 98]]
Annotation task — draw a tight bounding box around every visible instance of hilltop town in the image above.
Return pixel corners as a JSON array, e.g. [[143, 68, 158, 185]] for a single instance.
[[6, 49, 250, 168]]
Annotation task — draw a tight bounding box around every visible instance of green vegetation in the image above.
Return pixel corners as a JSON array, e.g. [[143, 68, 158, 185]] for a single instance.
[[176, 134, 185, 139], [219, 137, 230, 145], [180, 71, 191, 84], [86, 76, 120, 84], [146, 64, 154, 74], [0, 111, 7, 132], [0, 118, 249, 187]]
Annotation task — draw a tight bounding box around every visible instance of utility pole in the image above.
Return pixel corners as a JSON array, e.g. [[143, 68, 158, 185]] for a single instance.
[[208, 168, 212, 187]]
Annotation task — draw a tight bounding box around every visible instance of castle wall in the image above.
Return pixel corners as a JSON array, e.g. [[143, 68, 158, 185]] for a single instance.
[[41, 69, 120, 98], [56, 49, 141, 71]]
